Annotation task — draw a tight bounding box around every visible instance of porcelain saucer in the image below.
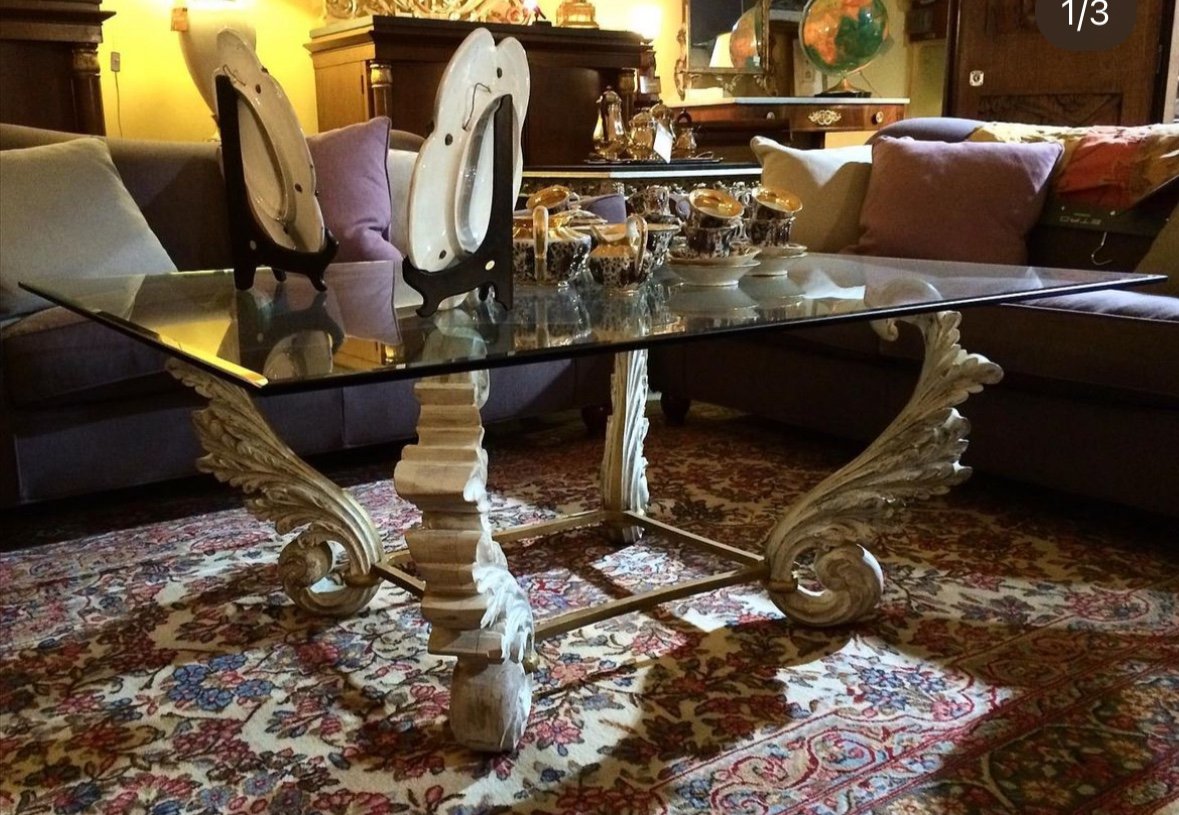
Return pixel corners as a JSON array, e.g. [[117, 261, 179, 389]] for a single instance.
[[668, 257, 759, 287], [748, 243, 808, 276]]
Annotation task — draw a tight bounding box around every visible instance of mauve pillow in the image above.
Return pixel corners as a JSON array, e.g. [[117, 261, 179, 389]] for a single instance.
[[848, 137, 1063, 265], [307, 117, 399, 263]]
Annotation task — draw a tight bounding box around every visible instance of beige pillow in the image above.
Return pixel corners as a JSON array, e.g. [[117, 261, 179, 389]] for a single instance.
[[751, 137, 872, 253], [0, 138, 175, 321], [387, 147, 417, 256], [1136, 204, 1179, 298]]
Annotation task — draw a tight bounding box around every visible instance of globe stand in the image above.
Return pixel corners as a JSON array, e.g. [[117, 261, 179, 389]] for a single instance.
[[816, 75, 872, 98], [401, 95, 516, 318], [216, 74, 339, 293]]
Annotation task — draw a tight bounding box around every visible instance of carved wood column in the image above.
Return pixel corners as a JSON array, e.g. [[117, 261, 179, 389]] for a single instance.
[[367, 61, 394, 123], [393, 373, 535, 752], [70, 44, 106, 135], [601, 349, 651, 544]]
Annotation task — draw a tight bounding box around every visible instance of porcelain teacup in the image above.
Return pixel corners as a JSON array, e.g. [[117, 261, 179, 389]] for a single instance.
[[746, 186, 802, 248], [526, 185, 580, 214], [680, 223, 744, 257], [587, 214, 651, 292], [687, 187, 744, 229], [512, 207, 592, 286]]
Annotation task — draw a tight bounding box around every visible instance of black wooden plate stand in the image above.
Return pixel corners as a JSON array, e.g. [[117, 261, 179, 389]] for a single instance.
[[401, 94, 516, 317], [216, 74, 338, 292]]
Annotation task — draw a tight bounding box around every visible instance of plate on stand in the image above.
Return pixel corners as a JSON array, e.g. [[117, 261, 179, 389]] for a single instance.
[[217, 29, 324, 254], [408, 29, 530, 272]]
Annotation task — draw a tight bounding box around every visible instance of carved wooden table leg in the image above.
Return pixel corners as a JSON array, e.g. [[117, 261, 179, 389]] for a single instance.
[[393, 372, 534, 752], [166, 360, 383, 616], [601, 349, 652, 544], [763, 312, 1003, 625]]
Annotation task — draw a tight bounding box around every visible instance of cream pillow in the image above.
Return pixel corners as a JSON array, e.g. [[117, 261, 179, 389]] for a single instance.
[[751, 137, 873, 253], [1136, 204, 1179, 298], [0, 138, 175, 321], [387, 148, 418, 256]]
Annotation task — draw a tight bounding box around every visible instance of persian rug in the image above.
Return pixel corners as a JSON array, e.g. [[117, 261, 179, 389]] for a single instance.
[[1, 407, 1176, 815]]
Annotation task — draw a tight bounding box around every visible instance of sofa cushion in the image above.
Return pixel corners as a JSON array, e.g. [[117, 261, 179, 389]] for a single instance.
[[307, 117, 400, 263], [752, 137, 872, 253], [879, 294, 1179, 402], [2, 307, 173, 406], [0, 138, 177, 321], [848, 137, 1062, 265]]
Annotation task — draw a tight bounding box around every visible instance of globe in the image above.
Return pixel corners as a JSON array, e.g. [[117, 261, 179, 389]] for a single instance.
[[800, 0, 890, 92]]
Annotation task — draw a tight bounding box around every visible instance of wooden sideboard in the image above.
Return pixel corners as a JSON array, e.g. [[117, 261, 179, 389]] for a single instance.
[[679, 97, 909, 161], [306, 16, 652, 166], [0, 0, 111, 135]]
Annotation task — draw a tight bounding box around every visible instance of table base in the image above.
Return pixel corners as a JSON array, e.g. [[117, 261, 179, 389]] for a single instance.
[[166, 309, 1002, 753]]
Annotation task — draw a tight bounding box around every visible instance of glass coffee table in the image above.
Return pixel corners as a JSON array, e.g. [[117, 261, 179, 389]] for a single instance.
[[23, 255, 1162, 752]]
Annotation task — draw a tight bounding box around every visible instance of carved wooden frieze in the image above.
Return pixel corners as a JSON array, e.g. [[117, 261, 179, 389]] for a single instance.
[[325, 0, 534, 23], [978, 92, 1122, 126]]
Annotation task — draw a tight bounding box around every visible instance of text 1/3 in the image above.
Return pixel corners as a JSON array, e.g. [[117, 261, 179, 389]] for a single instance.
[[1061, 0, 1109, 31]]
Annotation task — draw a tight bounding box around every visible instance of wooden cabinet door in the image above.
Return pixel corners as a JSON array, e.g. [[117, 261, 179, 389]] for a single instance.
[[945, 0, 1172, 126]]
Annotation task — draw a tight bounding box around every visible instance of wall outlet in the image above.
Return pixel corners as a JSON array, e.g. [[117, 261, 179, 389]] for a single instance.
[[110, 51, 121, 73]]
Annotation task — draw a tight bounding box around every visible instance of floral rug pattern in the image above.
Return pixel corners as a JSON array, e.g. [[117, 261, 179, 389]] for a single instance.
[[1, 408, 1177, 814]]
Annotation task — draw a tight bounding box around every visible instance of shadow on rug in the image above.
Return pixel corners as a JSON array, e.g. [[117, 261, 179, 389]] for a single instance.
[[1, 407, 1176, 814]]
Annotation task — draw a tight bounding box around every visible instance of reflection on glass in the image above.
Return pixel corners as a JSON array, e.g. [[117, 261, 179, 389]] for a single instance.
[[234, 286, 345, 382], [513, 284, 591, 350]]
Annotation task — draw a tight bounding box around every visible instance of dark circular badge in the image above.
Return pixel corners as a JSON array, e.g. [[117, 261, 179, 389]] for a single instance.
[[1036, 0, 1137, 51]]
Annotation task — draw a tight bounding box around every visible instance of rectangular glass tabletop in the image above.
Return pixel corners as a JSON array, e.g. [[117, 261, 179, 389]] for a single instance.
[[21, 254, 1163, 394]]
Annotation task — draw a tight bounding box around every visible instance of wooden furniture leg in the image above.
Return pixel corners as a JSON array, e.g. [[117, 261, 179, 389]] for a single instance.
[[166, 360, 383, 616], [393, 371, 534, 752], [762, 312, 1003, 624], [601, 350, 651, 544]]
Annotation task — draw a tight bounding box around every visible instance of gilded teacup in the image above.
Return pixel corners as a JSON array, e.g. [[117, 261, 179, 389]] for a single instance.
[[587, 215, 651, 292], [687, 187, 744, 229], [512, 207, 592, 286]]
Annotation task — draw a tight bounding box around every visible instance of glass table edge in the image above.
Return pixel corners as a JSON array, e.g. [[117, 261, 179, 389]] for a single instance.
[[19, 272, 1168, 395]]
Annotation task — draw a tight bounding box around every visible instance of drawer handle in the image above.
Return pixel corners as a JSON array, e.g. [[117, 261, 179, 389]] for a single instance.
[[872, 111, 884, 125], [808, 109, 842, 127]]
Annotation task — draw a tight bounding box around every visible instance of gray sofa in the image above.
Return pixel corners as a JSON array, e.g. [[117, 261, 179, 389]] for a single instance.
[[653, 118, 1179, 517], [0, 123, 611, 507]]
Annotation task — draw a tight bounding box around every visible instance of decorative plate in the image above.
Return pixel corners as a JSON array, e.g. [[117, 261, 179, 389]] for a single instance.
[[216, 29, 324, 253], [408, 29, 529, 272]]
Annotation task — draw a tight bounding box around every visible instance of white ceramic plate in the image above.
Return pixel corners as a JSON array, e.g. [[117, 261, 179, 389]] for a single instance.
[[409, 30, 530, 271], [668, 257, 759, 287], [453, 37, 529, 253], [408, 29, 497, 271], [216, 30, 324, 254]]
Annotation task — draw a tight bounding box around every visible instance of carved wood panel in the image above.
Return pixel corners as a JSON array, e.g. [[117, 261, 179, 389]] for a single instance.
[[977, 93, 1122, 127], [946, 0, 1169, 126]]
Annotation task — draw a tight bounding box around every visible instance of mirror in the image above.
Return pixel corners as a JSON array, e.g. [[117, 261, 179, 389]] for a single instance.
[[677, 0, 801, 98]]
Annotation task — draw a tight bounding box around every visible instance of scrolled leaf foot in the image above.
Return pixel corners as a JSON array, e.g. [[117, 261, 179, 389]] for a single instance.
[[279, 531, 383, 617], [766, 543, 884, 627]]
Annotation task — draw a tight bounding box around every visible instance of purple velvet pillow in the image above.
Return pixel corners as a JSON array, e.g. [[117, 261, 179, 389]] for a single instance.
[[847, 137, 1064, 265], [306, 117, 399, 263]]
